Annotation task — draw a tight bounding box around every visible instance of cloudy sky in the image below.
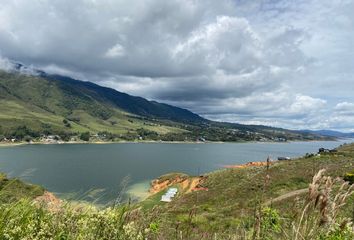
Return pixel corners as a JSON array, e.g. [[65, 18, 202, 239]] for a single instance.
[[0, 0, 353, 131]]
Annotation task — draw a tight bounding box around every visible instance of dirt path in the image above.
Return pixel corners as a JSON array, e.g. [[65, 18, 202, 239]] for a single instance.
[[264, 188, 308, 205]]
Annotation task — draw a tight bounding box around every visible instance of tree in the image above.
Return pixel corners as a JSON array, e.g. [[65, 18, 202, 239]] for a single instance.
[[80, 132, 90, 141], [110, 120, 118, 126], [11, 126, 39, 140], [63, 119, 71, 128], [23, 135, 33, 143], [58, 132, 72, 142]]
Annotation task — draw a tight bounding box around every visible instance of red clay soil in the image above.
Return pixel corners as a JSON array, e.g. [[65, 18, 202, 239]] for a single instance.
[[34, 191, 62, 211], [149, 175, 208, 195]]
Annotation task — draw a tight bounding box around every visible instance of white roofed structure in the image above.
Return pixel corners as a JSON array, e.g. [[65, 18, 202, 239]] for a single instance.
[[160, 188, 178, 202]]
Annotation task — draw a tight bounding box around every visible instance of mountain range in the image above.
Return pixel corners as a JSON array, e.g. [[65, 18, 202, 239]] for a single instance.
[[300, 129, 354, 138], [0, 63, 332, 142]]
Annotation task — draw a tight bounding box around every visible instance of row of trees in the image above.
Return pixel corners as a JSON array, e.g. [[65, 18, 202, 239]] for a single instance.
[[0, 126, 119, 143], [1, 124, 239, 143], [0, 126, 40, 141], [0, 125, 75, 142]]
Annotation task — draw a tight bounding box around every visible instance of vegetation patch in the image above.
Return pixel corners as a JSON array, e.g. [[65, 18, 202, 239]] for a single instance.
[[1, 141, 354, 239]]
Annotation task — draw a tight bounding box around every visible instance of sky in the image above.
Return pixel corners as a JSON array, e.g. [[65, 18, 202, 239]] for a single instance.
[[0, 0, 353, 131]]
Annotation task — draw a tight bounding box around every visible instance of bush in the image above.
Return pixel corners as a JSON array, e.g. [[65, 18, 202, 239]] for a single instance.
[[110, 120, 118, 126], [23, 135, 32, 142], [58, 132, 72, 142], [98, 131, 117, 141], [67, 116, 80, 123], [80, 132, 90, 141], [136, 128, 158, 140], [10, 126, 39, 140], [344, 173, 354, 184]]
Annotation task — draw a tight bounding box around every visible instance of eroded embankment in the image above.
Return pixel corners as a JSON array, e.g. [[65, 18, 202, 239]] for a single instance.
[[149, 173, 208, 195]]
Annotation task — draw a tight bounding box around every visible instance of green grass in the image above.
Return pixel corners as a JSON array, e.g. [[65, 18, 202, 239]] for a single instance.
[[0, 99, 184, 136], [139, 190, 168, 210], [1, 144, 354, 239], [0, 70, 187, 140], [67, 110, 184, 135], [0, 174, 44, 204], [141, 143, 354, 236], [0, 70, 332, 143]]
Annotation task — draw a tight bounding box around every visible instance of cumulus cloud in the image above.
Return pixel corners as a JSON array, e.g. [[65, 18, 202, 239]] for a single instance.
[[0, 55, 41, 75], [104, 44, 126, 58], [334, 102, 354, 116], [0, 0, 353, 131], [0, 56, 14, 71]]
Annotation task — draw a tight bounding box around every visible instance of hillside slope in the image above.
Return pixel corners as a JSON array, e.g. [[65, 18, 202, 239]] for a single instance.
[[1, 144, 353, 239], [0, 173, 44, 204], [48, 74, 204, 123], [0, 69, 330, 142], [140, 143, 354, 238], [0, 70, 199, 139]]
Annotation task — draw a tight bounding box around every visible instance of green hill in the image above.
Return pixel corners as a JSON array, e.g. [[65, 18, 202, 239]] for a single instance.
[[0, 70, 197, 140], [0, 70, 330, 142]]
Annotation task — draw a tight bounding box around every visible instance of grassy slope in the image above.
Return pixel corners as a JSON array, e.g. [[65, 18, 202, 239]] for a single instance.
[[0, 173, 44, 204], [0, 144, 353, 239], [142, 143, 354, 233], [0, 71, 185, 137], [0, 70, 331, 142]]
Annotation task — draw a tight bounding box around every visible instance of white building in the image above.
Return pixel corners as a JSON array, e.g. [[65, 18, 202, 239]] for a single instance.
[[161, 188, 178, 202]]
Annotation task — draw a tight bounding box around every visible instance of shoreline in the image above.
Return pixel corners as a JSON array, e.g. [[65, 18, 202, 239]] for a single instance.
[[0, 138, 341, 148], [0, 140, 223, 147]]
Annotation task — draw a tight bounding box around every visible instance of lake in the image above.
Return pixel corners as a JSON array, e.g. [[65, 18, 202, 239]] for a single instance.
[[0, 140, 352, 204]]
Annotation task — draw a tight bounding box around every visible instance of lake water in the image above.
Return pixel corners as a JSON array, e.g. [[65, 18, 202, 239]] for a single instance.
[[0, 140, 352, 204]]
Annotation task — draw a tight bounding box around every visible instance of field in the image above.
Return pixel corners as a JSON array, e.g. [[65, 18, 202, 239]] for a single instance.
[[0, 99, 186, 140]]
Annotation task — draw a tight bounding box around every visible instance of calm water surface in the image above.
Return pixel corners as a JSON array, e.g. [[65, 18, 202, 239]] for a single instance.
[[0, 140, 352, 204]]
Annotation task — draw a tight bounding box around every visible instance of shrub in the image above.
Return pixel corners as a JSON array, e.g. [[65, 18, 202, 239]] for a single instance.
[[80, 132, 90, 141], [344, 173, 354, 184], [23, 135, 32, 142], [149, 222, 159, 234], [261, 207, 281, 236], [10, 126, 40, 140], [110, 120, 118, 126], [58, 131, 72, 142]]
